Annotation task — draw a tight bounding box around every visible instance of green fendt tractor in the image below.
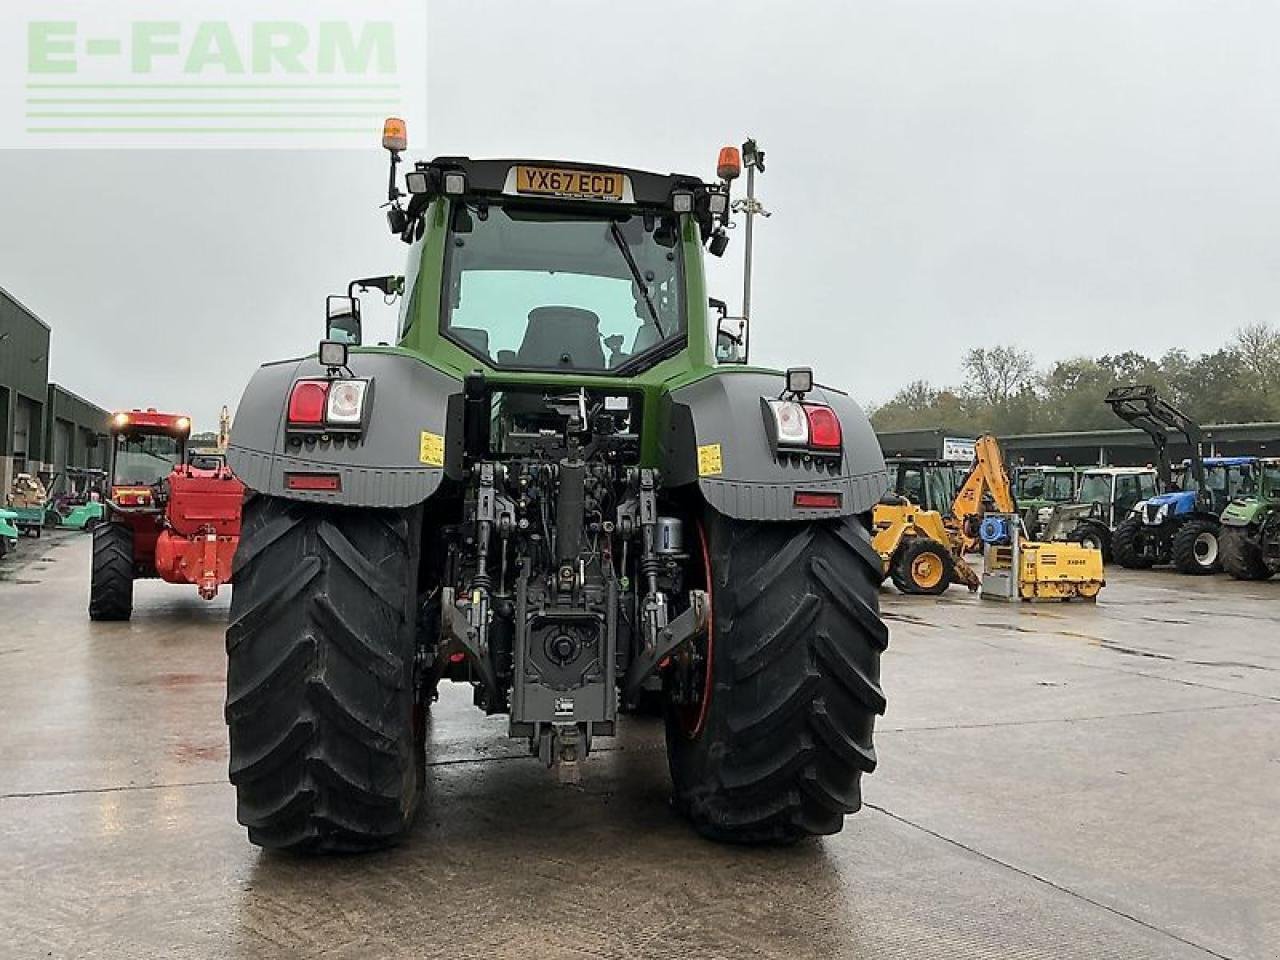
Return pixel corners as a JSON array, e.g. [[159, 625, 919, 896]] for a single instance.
[[1220, 458, 1280, 581], [224, 126, 891, 853]]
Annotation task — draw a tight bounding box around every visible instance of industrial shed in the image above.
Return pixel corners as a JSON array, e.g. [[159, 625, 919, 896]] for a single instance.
[[0, 286, 110, 492], [878, 422, 1280, 465]]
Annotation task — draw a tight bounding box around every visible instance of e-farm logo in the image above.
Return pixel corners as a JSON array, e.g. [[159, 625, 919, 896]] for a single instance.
[[1, 2, 426, 148]]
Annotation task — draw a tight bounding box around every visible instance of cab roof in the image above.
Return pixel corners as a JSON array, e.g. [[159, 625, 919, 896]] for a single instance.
[[425, 157, 710, 206]]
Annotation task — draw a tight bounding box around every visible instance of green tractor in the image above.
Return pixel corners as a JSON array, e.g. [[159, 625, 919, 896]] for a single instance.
[[1012, 465, 1079, 539], [1220, 457, 1280, 581], [224, 128, 891, 853]]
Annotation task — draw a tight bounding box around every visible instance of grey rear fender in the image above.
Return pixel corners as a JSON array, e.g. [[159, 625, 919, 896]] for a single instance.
[[227, 351, 461, 507], [661, 370, 889, 521]]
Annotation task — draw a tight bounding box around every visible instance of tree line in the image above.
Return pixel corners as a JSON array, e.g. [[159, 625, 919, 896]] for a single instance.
[[869, 323, 1280, 435]]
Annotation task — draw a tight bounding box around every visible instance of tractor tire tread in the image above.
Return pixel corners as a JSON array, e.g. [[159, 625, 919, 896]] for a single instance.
[[1220, 526, 1273, 581], [1112, 515, 1154, 569], [88, 522, 134, 621], [666, 513, 886, 845], [1171, 518, 1221, 575], [225, 496, 421, 854], [889, 537, 954, 595]]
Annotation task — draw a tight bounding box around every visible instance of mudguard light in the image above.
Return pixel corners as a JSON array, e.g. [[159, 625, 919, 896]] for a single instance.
[[287, 380, 329, 425], [326, 379, 369, 425], [804, 404, 842, 450], [766, 400, 809, 447]]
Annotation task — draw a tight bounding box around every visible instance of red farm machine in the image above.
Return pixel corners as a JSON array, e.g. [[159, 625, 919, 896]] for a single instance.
[[88, 409, 245, 620]]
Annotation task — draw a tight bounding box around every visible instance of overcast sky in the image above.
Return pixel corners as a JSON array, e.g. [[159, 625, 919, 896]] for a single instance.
[[3, 0, 1280, 431]]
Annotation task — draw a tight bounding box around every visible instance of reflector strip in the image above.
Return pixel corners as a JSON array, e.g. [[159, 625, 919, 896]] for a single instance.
[[794, 491, 842, 510], [284, 472, 341, 492]]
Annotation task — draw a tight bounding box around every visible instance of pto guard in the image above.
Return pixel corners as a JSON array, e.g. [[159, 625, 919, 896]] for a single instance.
[[155, 465, 245, 599], [662, 370, 889, 521]]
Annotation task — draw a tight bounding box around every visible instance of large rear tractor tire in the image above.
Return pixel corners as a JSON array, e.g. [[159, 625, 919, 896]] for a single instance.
[[889, 537, 954, 595], [88, 522, 135, 621], [1220, 526, 1272, 581], [1112, 515, 1154, 569], [665, 511, 888, 844], [225, 496, 424, 853], [1171, 518, 1221, 575]]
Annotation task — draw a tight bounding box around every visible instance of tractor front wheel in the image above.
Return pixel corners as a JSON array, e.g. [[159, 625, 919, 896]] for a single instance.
[[225, 496, 424, 853], [665, 511, 888, 844], [1172, 518, 1221, 575], [890, 537, 954, 595], [1112, 515, 1154, 569], [89, 522, 135, 621], [1220, 526, 1272, 581]]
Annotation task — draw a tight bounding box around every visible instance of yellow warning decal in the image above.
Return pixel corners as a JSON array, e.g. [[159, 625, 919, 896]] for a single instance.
[[697, 443, 723, 477], [419, 431, 445, 467]]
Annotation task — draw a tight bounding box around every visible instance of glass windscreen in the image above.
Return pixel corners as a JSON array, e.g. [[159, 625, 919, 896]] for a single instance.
[[441, 204, 684, 372], [1078, 474, 1112, 505], [113, 433, 183, 486]]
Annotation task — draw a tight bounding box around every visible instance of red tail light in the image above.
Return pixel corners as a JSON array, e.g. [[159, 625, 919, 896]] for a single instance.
[[803, 404, 842, 450], [287, 380, 329, 425]]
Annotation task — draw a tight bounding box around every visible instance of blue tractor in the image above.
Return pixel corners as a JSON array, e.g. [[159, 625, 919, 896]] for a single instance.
[[1107, 386, 1258, 574]]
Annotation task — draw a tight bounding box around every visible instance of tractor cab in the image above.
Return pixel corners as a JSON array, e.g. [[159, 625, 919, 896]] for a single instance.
[[1076, 467, 1158, 527], [1014, 466, 1078, 506], [887, 458, 962, 515], [108, 409, 191, 508], [1177, 457, 1258, 511], [1013, 465, 1079, 537]]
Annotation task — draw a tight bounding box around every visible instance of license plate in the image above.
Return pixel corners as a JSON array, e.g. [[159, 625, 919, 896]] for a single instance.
[[514, 165, 625, 201]]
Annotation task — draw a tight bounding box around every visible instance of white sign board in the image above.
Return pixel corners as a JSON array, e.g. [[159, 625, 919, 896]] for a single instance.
[[942, 437, 976, 463]]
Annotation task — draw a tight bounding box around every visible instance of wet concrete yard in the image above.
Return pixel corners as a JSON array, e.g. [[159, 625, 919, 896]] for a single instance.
[[1, 533, 1277, 959]]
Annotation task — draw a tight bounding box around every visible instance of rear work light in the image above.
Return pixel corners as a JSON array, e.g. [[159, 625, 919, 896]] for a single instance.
[[765, 400, 843, 454]]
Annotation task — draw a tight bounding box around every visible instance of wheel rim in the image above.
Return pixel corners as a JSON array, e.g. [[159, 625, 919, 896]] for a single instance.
[[911, 552, 944, 589], [676, 519, 715, 740], [1194, 531, 1218, 566], [1083, 534, 1100, 551]]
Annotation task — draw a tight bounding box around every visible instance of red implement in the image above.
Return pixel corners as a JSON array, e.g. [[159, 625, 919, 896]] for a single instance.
[[153, 462, 245, 599]]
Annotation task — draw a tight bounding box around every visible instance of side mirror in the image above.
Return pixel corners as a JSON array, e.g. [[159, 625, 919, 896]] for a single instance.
[[326, 295, 362, 345], [715, 311, 748, 364]]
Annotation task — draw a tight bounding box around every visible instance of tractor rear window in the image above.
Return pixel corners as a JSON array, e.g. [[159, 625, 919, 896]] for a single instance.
[[113, 433, 182, 486], [440, 204, 685, 373]]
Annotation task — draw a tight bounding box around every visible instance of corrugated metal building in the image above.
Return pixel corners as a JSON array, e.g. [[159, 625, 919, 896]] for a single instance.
[[878, 422, 1280, 466], [1, 286, 110, 493]]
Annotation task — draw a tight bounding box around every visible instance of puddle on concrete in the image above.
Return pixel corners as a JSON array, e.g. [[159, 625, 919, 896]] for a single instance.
[[1189, 659, 1276, 672], [1097, 641, 1174, 661], [146, 672, 223, 687], [882, 611, 941, 628], [975, 622, 1039, 634]]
